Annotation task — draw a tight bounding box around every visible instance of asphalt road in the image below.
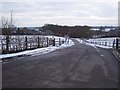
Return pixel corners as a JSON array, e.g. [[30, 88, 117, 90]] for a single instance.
[[2, 39, 119, 88]]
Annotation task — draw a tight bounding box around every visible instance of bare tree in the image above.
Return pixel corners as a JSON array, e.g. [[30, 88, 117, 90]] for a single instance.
[[1, 10, 15, 53], [1, 16, 9, 28], [9, 10, 15, 28], [1, 10, 15, 35]]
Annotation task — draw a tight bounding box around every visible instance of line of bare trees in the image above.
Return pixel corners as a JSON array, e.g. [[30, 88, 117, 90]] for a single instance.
[[43, 24, 91, 38]]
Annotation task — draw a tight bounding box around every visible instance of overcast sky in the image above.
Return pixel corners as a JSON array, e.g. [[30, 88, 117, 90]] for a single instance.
[[1, 0, 119, 27]]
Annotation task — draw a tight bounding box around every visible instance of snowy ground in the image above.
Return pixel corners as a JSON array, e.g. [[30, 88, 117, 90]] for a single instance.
[[76, 37, 119, 49], [0, 37, 74, 60]]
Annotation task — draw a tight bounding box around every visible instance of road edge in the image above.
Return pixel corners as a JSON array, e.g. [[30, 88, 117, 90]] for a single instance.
[[110, 49, 120, 61]]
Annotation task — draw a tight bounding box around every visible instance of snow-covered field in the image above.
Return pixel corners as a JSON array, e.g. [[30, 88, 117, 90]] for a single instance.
[[0, 36, 74, 59], [76, 37, 119, 49]]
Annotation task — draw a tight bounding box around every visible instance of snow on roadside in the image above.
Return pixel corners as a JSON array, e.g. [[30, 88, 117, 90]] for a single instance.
[[28, 39, 74, 56], [0, 38, 74, 59], [75, 38, 86, 44], [85, 43, 111, 49]]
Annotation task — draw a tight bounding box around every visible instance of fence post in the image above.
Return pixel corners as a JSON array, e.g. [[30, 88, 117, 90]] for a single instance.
[[47, 37, 49, 47], [113, 39, 115, 48], [6, 35, 9, 53], [37, 37, 40, 48], [116, 38, 119, 49], [25, 37, 27, 50], [53, 38, 55, 46], [62, 39, 65, 44], [59, 38, 61, 46]]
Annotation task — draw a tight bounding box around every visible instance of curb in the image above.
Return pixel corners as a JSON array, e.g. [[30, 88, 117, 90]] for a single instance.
[[2, 54, 27, 62], [110, 49, 120, 61]]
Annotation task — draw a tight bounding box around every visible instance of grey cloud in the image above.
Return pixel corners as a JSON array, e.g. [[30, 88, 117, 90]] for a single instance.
[[2, 1, 118, 26]]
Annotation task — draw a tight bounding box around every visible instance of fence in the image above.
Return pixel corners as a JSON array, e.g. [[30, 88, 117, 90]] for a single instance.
[[113, 38, 120, 50], [85, 38, 120, 50], [0, 35, 66, 54]]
